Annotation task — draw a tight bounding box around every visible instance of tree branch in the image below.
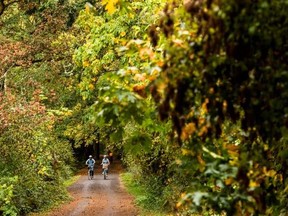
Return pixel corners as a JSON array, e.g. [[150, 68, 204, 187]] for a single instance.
[[0, 0, 4, 16]]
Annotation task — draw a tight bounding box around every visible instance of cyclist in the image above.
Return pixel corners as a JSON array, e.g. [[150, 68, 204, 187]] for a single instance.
[[101, 155, 110, 175], [86, 155, 95, 178]]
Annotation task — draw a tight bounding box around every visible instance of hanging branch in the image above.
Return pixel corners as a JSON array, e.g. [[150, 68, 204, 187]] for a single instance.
[[0, 72, 7, 92], [0, 65, 13, 93]]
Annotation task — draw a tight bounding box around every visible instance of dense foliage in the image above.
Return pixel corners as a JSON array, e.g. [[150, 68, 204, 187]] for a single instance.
[[1, 0, 288, 215], [75, 0, 288, 215], [149, 0, 288, 214], [0, 91, 73, 215], [0, 0, 83, 214]]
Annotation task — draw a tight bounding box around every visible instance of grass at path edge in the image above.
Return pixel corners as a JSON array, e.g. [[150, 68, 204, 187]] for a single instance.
[[120, 172, 168, 216], [27, 174, 81, 216], [63, 174, 81, 187]]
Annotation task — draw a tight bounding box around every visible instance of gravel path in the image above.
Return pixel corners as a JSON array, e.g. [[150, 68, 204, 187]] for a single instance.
[[41, 161, 139, 216]]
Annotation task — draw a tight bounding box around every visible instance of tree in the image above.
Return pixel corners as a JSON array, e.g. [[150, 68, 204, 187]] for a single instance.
[[0, 0, 88, 214], [76, 0, 288, 214], [70, 0, 165, 152], [148, 0, 288, 214]]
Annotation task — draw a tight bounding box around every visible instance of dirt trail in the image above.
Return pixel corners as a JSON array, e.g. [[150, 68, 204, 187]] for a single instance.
[[44, 161, 139, 216]]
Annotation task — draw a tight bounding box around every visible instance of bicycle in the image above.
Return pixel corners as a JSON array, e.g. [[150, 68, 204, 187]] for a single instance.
[[88, 165, 94, 180], [102, 164, 109, 180]]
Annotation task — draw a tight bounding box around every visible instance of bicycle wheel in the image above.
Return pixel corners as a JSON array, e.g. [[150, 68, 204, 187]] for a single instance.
[[88, 169, 93, 180], [103, 169, 107, 180], [90, 170, 93, 180]]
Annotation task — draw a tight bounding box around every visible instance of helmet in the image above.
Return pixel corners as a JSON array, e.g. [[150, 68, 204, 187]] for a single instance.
[[89, 155, 92, 158]]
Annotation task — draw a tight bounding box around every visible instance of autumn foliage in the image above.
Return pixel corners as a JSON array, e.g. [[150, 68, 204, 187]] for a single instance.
[[1, 0, 288, 215]]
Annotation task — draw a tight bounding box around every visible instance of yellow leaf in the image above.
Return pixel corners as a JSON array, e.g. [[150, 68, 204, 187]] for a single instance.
[[156, 61, 164, 68], [225, 178, 234, 185], [133, 73, 146, 81], [249, 180, 260, 188], [181, 122, 196, 140], [38, 167, 47, 175], [83, 60, 90, 67], [176, 202, 182, 208], [226, 144, 239, 157], [181, 148, 193, 156], [263, 167, 277, 177], [85, 2, 93, 12], [89, 84, 94, 90], [201, 98, 209, 114], [175, 159, 182, 165], [197, 154, 205, 166], [198, 125, 208, 136], [128, 13, 135, 19], [102, 0, 119, 14]]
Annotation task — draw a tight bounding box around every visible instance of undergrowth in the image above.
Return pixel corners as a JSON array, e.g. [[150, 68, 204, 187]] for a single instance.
[[120, 172, 169, 216]]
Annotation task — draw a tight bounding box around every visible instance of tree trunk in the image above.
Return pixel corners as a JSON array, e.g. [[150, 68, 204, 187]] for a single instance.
[[95, 133, 100, 160], [0, 72, 6, 92]]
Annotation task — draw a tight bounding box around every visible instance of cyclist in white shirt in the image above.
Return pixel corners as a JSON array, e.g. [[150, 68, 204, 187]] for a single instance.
[[101, 155, 110, 175]]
